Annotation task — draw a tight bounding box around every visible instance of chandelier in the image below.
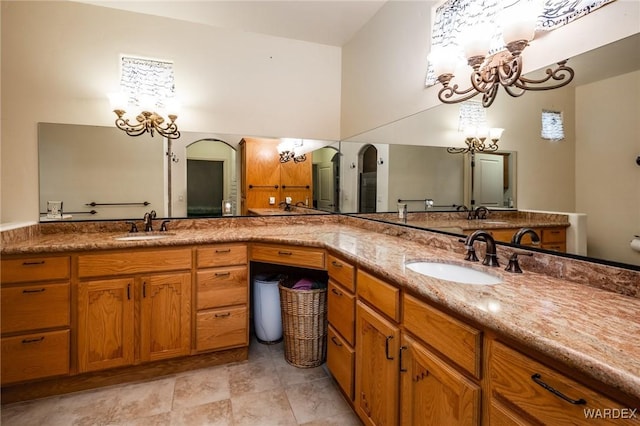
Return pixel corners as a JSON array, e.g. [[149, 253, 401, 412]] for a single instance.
[[277, 138, 307, 163], [447, 127, 504, 154], [108, 93, 181, 139], [429, 3, 574, 108]]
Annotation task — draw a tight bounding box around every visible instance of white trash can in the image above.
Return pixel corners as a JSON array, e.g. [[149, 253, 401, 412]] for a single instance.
[[253, 274, 283, 344]]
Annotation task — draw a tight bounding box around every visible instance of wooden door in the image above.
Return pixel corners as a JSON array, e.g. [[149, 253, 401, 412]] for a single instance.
[[355, 301, 400, 426], [78, 278, 134, 372], [140, 272, 191, 362], [400, 335, 480, 426]]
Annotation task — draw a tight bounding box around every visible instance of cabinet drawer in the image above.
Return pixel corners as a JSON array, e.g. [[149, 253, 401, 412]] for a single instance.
[[542, 227, 566, 243], [196, 306, 248, 351], [357, 270, 400, 322], [327, 254, 355, 292], [490, 340, 635, 425], [542, 242, 566, 252], [327, 325, 355, 401], [78, 248, 192, 278], [197, 266, 248, 310], [1, 329, 70, 384], [1, 283, 70, 334], [197, 244, 247, 268], [327, 280, 355, 345], [403, 293, 482, 378], [487, 229, 517, 243], [1, 256, 70, 283], [250, 244, 325, 269]]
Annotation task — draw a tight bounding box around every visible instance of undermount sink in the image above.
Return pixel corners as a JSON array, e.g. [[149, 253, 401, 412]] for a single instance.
[[405, 261, 502, 285], [113, 232, 175, 241]]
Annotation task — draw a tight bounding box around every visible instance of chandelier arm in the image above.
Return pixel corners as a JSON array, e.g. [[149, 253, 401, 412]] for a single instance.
[[447, 147, 469, 154], [437, 83, 481, 104], [513, 61, 575, 91], [157, 122, 181, 139], [503, 84, 527, 98], [497, 56, 523, 87], [481, 82, 500, 108], [115, 118, 149, 137]]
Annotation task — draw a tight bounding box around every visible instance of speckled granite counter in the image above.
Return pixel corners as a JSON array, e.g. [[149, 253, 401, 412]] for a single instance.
[[2, 215, 639, 400]]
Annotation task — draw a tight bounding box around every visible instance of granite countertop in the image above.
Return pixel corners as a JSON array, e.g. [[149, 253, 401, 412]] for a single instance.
[[1, 222, 638, 400]]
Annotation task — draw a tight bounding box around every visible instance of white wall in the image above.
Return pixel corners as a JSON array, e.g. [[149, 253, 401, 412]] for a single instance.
[[576, 70, 640, 265], [1, 1, 341, 223]]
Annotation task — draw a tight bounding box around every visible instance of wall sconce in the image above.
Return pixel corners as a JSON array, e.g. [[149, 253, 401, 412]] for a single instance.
[[429, 3, 574, 108], [166, 151, 179, 163], [377, 157, 384, 165], [448, 127, 504, 154], [107, 92, 181, 139], [349, 162, 356, 169]]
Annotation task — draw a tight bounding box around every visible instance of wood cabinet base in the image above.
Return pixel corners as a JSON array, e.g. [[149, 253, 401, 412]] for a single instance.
[[1, 346, 248, 405]]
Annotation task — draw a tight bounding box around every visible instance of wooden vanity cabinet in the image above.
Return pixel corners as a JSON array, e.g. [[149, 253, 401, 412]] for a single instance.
[[326, 253, 356, 400], [488, 340, 638, 425], [401, 294, 482, 425], [1, 255, 71, 385], [250, 243, 326, 270], [355, 270, 401, 426], [77, 249, 192, 372], [470, 226, 567, 252], [195, 244, 249, 352]]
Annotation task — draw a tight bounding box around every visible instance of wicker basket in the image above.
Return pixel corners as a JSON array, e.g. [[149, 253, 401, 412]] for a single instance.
[[278, 282, 327, 368]]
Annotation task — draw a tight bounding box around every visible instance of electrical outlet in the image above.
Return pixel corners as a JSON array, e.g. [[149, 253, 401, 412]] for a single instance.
[[269, 197, 276, 205], [285, 197, 292, 204]]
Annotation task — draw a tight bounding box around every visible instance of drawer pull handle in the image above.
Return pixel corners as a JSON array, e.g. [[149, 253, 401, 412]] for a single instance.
[[22, 288, 46, 294], [215, 312, 231, 318], [331, 288, 342, 296], [278, 251, 293, 256], [331, 261, 343, 268], [142, 282, 147, 298], [22, 260, 45, 266], [385, 335, 394, 360], [127, 283, 131, 300], [531, 374, 587, 405], [215, 272, 231, 277], [215, 249, 231, 253], [399, 345, 408, 372], [331, 336, 343, 347], [22, 337, 45, 344]]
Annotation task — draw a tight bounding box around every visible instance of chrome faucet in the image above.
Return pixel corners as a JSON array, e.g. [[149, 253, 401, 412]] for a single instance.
[[511, 228, 541, 245], [143, 210, 156, 232], [463, 230, 499, 267], [473, 206, 489, 220]]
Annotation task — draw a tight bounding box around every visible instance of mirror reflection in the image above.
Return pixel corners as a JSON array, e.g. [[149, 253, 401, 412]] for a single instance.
[[38, 124, 336, 220], [339, 34, 640, 267]]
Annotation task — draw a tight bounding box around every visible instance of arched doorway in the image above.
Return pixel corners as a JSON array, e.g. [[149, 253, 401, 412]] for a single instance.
[[312, 146, 340, 212], [358, 145, 378, 213], [185, 139, 237, 217]]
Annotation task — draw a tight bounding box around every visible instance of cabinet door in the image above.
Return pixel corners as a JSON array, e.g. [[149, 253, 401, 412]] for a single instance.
[[355, 300, 400, 426], [400, 335, 480, 426], [140, 272, 191, 362], [78, 278, 134, 372]]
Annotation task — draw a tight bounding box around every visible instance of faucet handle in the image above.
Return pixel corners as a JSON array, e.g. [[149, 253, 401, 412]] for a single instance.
[[125, 221, 138, 233], [505, 251, 533, 273]]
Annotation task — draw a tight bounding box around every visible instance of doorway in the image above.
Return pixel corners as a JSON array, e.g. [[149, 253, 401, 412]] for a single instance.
[[359, 145, 378, 213], [187, 159, 224, 217]]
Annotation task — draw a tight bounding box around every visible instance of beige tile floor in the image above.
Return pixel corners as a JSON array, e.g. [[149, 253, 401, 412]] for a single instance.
[[1, 337, 362, 426]]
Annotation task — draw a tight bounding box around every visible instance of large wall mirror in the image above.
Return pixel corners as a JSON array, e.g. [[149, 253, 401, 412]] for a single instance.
[[38, 124, 336, 220], [339, 33, 640, 268]]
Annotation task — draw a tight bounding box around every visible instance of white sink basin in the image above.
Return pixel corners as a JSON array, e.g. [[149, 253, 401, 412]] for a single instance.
[[114, 233, 174, 241], [406, 261, 502, 285]]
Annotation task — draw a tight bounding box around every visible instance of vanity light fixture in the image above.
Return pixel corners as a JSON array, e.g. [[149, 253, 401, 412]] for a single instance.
[[448, 127, 504, 154], [278, 138, 307, 163], [108, 92, 181, 140], [429, 2, 574, 108]]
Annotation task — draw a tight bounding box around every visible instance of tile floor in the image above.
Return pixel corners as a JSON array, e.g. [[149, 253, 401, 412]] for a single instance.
[[1, 337, 362, 425]]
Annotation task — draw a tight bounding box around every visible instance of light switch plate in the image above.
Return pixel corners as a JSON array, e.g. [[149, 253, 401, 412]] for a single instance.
[[269, 197, 276, 205]]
